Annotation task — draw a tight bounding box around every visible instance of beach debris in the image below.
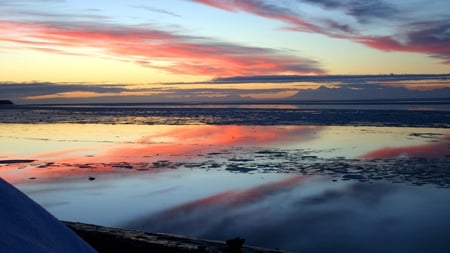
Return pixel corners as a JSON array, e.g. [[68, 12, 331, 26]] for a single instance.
[[226, 237, 245, 252], [79, 164, 94, 169], [88, 176, 96, 181]]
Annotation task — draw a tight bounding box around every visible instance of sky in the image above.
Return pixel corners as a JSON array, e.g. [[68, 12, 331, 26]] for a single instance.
[[0, 0, 449, 103]]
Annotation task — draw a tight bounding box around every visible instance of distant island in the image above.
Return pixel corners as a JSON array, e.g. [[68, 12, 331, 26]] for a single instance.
[[0, 100, 14, 105]]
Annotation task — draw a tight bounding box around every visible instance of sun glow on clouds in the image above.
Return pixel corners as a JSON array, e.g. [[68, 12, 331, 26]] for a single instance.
[[374, 80, 450, 91], [0, 0, 449, 101], [0, 19, 324, 80]]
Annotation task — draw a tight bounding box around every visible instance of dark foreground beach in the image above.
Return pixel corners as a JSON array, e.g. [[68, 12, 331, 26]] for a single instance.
[[64, 221, 290, 253]]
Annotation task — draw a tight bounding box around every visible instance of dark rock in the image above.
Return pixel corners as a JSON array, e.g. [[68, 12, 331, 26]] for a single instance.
[[226, 237, 245, 253], [0, 100, 14, 105], [207, 152, 223, 156], [0, 159, 35, 164], [301, 155, 318, 159], [152, 160, 172, 168], [226, 165, 256, 173], [88, 176, 96, 181], [228, 158, 254, 162], [79, 164, 94, 169], [112, 163, 134, 169]]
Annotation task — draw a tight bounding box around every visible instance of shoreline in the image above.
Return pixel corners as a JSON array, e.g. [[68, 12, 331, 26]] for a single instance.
[[63, 221, 290, 253]]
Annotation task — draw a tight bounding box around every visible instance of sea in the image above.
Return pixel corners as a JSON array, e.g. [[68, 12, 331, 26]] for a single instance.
[[1, 100, 449, 253]]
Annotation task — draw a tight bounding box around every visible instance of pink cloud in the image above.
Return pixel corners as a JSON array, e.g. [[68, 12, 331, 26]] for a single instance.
[[193, 0, 323, 33], [354, 21, 450, 64], [0, 20, 324, 76]]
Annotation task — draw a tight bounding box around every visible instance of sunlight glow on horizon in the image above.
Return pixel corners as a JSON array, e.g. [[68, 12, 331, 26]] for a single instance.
[[0, 0, 449, 102]]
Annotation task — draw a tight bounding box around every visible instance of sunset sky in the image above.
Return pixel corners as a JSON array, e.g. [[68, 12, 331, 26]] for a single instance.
[[1, 0, 449, 103]]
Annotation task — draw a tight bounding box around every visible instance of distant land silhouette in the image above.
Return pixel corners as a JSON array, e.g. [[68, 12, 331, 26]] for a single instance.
[[0, 100, 13, 105]]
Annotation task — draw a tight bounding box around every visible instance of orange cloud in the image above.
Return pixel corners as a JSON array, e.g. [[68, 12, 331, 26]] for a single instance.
[[25, 90, 165, 100], [0, 20, 324, 77], [372, 80, 450, 91]]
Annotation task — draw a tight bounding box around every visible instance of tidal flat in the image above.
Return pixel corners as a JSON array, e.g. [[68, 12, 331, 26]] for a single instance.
[[1, 123, 449, 252]]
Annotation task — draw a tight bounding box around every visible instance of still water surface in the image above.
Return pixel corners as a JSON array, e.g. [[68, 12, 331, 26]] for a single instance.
[[1, 124, 449, 252]]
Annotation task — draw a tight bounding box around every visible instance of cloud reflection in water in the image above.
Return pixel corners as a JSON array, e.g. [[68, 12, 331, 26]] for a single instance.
[[126, 177, 450, 253], [1, 125, 321, 184], [359, 142, 449, 159], [1, 124, 450, 252]]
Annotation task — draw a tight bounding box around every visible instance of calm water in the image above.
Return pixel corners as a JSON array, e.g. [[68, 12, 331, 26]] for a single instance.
[[1, 103, 450, 252]]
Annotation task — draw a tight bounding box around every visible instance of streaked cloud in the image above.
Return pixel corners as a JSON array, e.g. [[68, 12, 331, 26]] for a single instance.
[[355, 21, 450, 64], [1, 75, 449, 104], [302, 0, 398, 23], [192, 0, 450, 64], [193, 0, 323, 33], [210, 74, 450, 84], [0, 18, 324, 77], [0, 82, 127, 98], [130, 5, 181, 18]]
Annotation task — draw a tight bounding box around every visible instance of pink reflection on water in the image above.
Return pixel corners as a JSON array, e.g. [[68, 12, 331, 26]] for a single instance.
[[137, 125, 318, 146], [102, 125, 319, 161], [359, 142, 449, 159], [128, 175, 305, 231], [1, 125, 321, 184], [36, 148, 93, 159], [168, 175, 304, 214]]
